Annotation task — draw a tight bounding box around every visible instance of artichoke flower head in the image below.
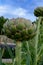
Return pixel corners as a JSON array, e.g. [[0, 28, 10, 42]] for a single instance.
[[3, 18, 36, 41], [34, 7, 43, 17], [34, 7, 43, 24]]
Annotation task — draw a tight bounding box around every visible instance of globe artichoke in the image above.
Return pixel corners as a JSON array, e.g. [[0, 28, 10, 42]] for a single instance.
[[34, 7, 43, 17], [3, 18, 36, 41], [2, 18, 37, 65]]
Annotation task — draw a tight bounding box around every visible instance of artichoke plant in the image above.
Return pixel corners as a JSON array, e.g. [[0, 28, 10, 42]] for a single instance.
[[3, 18, 36, 65], [34, 7, 43, 65]]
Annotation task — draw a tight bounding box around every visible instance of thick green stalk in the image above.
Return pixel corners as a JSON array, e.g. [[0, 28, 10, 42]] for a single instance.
[[26, 41, 31, 65], [34, 17, 41, 65], [15, 41, 22, 65]]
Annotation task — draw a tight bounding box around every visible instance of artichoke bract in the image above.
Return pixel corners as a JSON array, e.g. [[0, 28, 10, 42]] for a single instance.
[[34, 7, 43, 17], [3, 18, 36, 41]]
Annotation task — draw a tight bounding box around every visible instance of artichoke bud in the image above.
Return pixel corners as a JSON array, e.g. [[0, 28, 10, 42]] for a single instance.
[[14, 32, 21, 40], [5, 29, 11, 35], [17, 23, 25, 30], [21, 29, 28, 35], [34, 7, 43, 17], [28, 28, 33, 34], [10, 25, 17, 33]]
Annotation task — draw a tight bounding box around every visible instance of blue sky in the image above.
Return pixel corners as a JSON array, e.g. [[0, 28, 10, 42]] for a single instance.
[[0, 0, 43, 21]]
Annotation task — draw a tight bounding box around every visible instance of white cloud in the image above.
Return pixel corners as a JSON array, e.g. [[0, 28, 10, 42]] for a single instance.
[[0, 5, 28, 17], [12, 8, 27, 16], [0, 5, 35, 21], [0, 5, 27, 16], [0, 5, 10, 15], [0, 6, 7, 15]]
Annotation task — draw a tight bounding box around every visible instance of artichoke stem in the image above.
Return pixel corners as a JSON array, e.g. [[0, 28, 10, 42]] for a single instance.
[[15, 41, 22, 65], [34, 17, 41, 65]]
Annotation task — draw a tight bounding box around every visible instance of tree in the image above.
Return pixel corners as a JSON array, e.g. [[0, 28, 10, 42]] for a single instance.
[[0, 16, 8, 34]]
